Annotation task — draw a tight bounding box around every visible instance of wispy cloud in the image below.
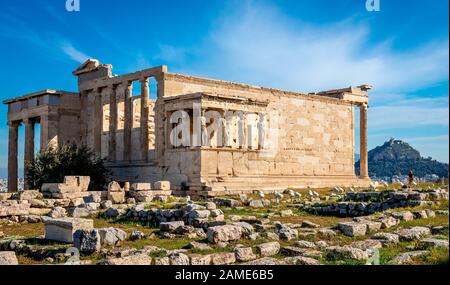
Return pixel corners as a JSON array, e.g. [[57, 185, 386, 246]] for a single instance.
[[184, 2, 448, 94], [61, 42, 91, 63], [368, 96, 449, 130], [153, 44, 187, 63], [0, 10, 91, 64]]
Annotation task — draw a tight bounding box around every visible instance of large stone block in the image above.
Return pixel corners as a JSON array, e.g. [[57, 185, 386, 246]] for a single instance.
[[207, 225, 242, 244], [338, 222, 367, 237], [0, 251, 18, 265], [108, 192, 125, 204], [0, 200, 30, 217], [45, 217, 94, 243], [130, 183, 151, 191], [154, 181, 170, 190], [42, 176, 90, 193]]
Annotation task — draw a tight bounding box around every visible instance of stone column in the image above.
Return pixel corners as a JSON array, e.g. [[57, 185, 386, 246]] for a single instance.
[[123, 81, 133, 161], [40, 114, 58, 150], [359, 103, 369, 178], [8, 121, 19, 193], [140, 78, 149, 161], [108, 85, 117, 161], [79, 91, 88, 145], [24, 119, 35, 190], [94, 88, 102, 156]]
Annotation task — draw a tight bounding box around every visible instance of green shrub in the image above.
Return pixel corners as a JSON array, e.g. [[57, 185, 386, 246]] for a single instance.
[[26, 144, 111, 191]]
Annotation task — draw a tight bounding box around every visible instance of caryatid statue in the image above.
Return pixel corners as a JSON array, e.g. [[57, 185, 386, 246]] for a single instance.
[[258, 113, 266, 149], [238, 112, 248, 149], [200, 111, 208, 146], [220, 117, 230, 147]]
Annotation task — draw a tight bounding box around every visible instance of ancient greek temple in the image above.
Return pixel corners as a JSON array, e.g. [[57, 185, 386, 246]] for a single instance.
[[4, 59, 371, 195]]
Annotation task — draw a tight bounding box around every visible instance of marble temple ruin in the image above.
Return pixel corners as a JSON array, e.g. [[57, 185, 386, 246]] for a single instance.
[[4, 59, 372, 196]]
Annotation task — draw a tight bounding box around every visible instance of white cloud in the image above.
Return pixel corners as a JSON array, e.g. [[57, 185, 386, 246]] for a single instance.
[[368, 96, 449, 130], [185, 2, 449, 94], [61, 42, 91, 63], [153, 44, 186, 63]]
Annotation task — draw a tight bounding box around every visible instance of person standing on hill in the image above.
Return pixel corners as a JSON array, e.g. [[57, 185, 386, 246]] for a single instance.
[[408, 170, 415, 188]]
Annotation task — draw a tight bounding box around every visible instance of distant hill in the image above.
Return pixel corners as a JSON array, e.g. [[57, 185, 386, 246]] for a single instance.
[[355, 138, 449, 178]]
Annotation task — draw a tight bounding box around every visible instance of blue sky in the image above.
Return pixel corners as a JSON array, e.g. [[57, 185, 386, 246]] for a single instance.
[[0, 0, 448, 170]]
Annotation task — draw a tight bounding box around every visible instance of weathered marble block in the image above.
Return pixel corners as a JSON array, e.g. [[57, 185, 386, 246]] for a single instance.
[[154, 181, 170, 191], [45, 217, 94, 243]]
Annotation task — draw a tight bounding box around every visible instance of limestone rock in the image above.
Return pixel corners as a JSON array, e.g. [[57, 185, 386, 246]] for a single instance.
[[380, 217, 399, 229], [69, 207, 90, 218], [390, 251, 428, 265], [275, 222, 298, 240], [232, 222, 254, 237], [371, 232, 400, 244], [98, 227, 127, 246], [211, 252, 236, 265], [130, 183, 151, 191], [45, 217, 94, 243], [160, 221, 185, 232], [318, 228, 337, 238], [103, 253, 152, 265], [107, 181, 122, 192], [205, 202, 217, 210], [108, 192, 125, 204], [17, 190, 43, 201], [327, 246, 369, 261], [207, 225, 242, 244], [256, 242, 280, 257], [242, 257, 280, 265], [234, 247, 256, 262], [282, 256, 321, 265], [73, 228, 101, 254], [420, 238, 449, 249], [154, 257, 170, 265], [350, 239, 382, 251], [84, 194, 101, 203], [129, 230, 146, 241], [296, 240, 316, 248], [301, 220, 320, 228], [391, 211, 414, 221], [190, 254, 212, 265], [103, 207, 124, 218], [186, 240, 211, 252], [337, 222, 367, 237], [396, 227, 431, 241], [0, 251, 19, 265], [169, 252, 190, 265], [154, 181, 170, 191]]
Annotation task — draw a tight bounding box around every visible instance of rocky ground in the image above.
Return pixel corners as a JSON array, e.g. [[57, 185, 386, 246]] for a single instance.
[[0, 186, 448, 265]]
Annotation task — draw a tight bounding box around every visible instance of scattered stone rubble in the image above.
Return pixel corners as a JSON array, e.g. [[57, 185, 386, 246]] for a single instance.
[[0, 182, 448, 265], [306, 189, 448, 216]]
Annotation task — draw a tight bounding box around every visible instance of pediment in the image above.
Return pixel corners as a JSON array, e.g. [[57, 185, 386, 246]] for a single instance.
[[72, 58, 100, 75]]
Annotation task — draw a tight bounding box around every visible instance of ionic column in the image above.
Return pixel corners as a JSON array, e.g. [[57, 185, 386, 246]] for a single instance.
[[140, 78, 149, 161], [24, 119, 35, 190], [108, 85, 117, 161], [79, 91, 89, 145], [123, 81, 133, 161], [359, 103, 369, 178], [94, 88, 102, 156], [8, 121, 19, 193], [40, 114, 58, 149]]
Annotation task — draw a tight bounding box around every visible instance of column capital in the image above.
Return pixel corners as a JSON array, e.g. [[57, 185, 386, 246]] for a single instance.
[[140, 77, 149, 84], [23, 118, 34, 125], [7, 121, 19, 127]]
